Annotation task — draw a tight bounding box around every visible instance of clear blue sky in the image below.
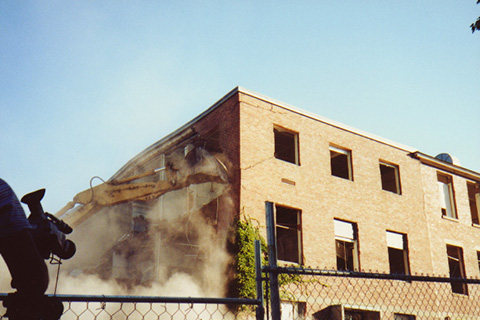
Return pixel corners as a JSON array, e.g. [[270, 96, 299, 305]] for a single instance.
[[1, 1, 479, 213]]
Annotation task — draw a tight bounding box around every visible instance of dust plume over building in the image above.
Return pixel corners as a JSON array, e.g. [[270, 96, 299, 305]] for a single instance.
[[56, 140, 236, 297]]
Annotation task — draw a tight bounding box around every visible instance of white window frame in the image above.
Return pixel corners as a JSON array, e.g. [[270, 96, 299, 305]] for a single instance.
[[437, 173, 457, 219], [386, 231, 410, 275], [334, 219, 359, 271]]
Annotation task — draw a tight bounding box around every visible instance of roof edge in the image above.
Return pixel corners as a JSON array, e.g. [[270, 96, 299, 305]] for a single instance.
[[109, 87, 241, 181], [111, 86, 478, 181], [236, 87, 416, 153], [409, 152, 480, 181]]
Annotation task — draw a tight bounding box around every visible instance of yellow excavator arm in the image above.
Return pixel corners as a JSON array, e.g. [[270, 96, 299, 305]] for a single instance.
[[57, 147, 228, 227]]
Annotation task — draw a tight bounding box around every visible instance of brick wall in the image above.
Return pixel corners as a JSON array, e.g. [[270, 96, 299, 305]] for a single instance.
[[420, 164, 480, 278], [236, 91, 480, 276], [190, 88, 480, 279]]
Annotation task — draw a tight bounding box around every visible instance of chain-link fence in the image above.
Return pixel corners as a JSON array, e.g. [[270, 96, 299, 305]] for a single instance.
[[265, 266, 480, 320], [0, 295, 261, 320], [2, 270, 479, 320], [2, 237, 480, 320]]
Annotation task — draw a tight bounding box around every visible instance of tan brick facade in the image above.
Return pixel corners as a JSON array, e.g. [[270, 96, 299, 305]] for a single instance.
[[193, 87, 480, 279]]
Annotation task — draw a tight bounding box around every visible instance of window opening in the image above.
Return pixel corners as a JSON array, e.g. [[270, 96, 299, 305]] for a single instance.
[[477, 251, 480, 273], [467, 182, 480, 225], [386, 231, 409, 275], [276, 205, 302, 264], [446, 245, 468, 295], [330, 146, 352, 180], [379, 162, 401, 194], [438, 173, 457, 219], [274, 127, 299, 165], [394, 314, 416, 320], [334, 219, 359, 271], [280, 301, 306, 320], [344, 308, 380, 320]]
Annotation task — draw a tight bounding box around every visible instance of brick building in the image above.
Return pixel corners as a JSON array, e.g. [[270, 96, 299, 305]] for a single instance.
[[60, 87, 480, 317], [175, 86, 479, 275]]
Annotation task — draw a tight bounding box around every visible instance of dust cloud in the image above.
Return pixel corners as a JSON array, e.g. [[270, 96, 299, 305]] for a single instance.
[[50, 146, 234, 298]]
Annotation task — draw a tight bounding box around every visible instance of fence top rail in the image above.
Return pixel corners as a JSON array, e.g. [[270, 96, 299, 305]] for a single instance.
[[263, 266, 480, 284], [0, 293, 261, 305]]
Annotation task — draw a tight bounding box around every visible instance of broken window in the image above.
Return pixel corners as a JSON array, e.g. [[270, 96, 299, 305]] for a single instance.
[[467, 182, 480, 225], [446, 245, 468, 295], [274, 127, 299, 165], [276, 205, 302, 264], [386, 231, 409, 275], [334, 219, 359, 271], [379, 162, 401, 194], [438, 173, 457, 219], [330, 146, 352, 180]]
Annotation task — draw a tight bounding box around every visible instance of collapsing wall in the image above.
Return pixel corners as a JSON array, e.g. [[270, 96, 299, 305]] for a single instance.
[[59, 142, 235, 296]]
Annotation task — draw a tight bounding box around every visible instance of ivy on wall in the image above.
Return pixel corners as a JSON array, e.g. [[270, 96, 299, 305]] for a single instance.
[[229, 214, 304, 300], [232, 217, 267, 299]]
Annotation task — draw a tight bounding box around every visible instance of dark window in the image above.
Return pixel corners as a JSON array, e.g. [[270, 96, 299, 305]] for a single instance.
[[380, 162, 401, 194], [386, 231, 409, 275], [276, 205, 302, 264], [330, 146, 352, 180], [467, 182, 480, 225], [274, 127, 299, 165], [447, 245, 468, 295], [336, 240, 355, 271], [388, 248, 406, 274], [477, 251, 480, 273], [438, 173, 457, 219], [394, 314, 415, 320], [344, 309, 380, 320], [334, 219, 358, 271]]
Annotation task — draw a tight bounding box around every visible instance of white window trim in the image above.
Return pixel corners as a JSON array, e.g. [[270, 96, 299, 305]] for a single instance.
[[438, 174, 457, 219], [334, 219, 359, 270], [386, 230, 410, 275], [386, 231, 404, 250]]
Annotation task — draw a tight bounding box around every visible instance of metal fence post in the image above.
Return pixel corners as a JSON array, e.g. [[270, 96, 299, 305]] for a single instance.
[[255, 240, 265, 320], [265, 201, 281, 320]]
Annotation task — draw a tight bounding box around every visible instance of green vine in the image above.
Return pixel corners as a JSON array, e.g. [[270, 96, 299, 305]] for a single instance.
[[233, 216, 267, 299], [230, 214, 305, 300]]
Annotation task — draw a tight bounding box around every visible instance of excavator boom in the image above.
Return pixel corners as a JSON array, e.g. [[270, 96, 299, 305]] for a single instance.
[[57, 146, 228, 227]]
